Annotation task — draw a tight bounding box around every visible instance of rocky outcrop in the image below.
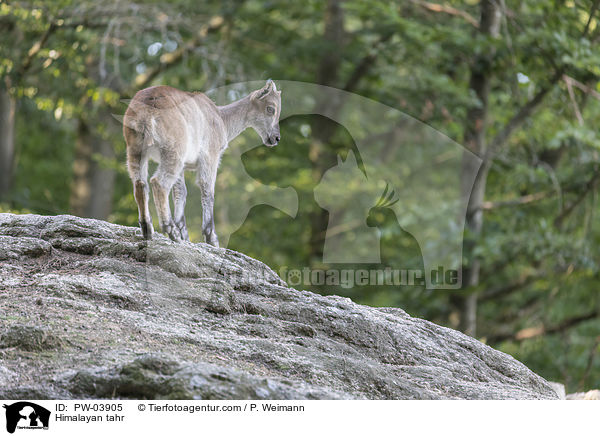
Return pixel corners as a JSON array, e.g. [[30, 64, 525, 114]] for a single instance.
[[0, 214, 558, 399], [567, 390, 600, 400], [548, 382, 566, 400]]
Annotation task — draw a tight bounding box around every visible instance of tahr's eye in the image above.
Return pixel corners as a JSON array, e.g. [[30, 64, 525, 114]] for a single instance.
[[266, 106, 275, 115]]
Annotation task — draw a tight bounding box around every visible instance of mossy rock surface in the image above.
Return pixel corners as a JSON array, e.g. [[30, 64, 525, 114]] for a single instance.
[[0, 213, 559, 399]]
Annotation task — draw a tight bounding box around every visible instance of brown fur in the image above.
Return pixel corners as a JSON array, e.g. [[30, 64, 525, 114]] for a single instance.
[[123, 80, 281, 245]]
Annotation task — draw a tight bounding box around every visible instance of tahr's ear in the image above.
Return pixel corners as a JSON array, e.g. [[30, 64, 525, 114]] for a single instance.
[[252, 86, 269, 100], [252, 79, 277, 100]]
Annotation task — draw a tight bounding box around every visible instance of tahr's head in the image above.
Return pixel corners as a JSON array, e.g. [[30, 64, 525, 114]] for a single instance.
[[249, 79, 282, 147]]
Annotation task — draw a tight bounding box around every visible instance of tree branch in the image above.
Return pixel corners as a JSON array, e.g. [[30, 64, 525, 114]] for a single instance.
[[482, 69, 564, 164], [130, 15, 225, 92], [554, 167, 600, 228], [410, 0, 479, 28], [343, 31, 393, 92], [479, 190, 551, 210], [13, 21, 57, 82], [564, 75, 584, 126], [479, 273, 542, 302], [583, 0, 600, 38], [481, 1, 600, 164], [489, 310, 600, 343], [564, 74, 600, 101]]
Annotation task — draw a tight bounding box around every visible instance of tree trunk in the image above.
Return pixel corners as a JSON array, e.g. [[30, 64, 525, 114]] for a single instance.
[[308, 0, 345, 261], [458, 0, 502, 336], [69, 115, 115, 219], [0, 81, 16, 200]]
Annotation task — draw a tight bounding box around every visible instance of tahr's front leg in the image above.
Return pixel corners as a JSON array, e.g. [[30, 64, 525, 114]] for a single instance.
[[172, 173, 190, 241], [197, 165, 219, 247]]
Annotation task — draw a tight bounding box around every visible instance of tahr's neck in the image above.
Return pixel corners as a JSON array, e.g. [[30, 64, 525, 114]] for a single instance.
[[218, 94, 253, 142]]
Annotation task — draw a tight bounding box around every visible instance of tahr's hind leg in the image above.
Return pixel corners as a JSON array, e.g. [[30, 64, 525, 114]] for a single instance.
[[150, 165, 181, 242], [172, 172, 189, 241], [126, 133, 154, 240], [134, 180, 154, 239]]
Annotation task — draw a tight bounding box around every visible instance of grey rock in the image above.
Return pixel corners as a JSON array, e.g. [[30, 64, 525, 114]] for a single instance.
[[0, 213, 558, 399], [0, 324, 64, 352], [548, 381, 566, 400], [566, 390, 600, 400], [62, 354, 351, 400], [0, 365, 16, 384]]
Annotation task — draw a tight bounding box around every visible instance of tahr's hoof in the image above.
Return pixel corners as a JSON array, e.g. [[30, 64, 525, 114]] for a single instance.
[[180, 231, 190, 242], [139, 220, 154, 240], [174, 219, 189, 241], [167, 232, 182, 242], [164, 222, 182, 242]]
